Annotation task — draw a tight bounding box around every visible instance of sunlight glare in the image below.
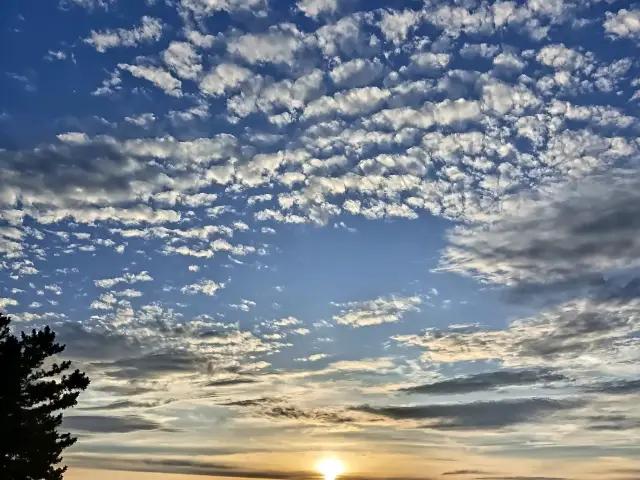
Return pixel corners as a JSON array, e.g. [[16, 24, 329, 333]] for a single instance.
[[317, 458, 345, 480]]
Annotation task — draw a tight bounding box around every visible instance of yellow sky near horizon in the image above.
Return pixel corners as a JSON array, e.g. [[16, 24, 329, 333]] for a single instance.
[[66, 469, 266, 480], [63, 451, 640, 480]]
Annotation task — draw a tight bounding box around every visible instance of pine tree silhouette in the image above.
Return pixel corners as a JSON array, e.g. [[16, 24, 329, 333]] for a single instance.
[[0, 313, 90, 480]]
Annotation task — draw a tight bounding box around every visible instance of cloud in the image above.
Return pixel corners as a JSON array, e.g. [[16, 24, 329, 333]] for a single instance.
[[302, 86, 391, 119], [63, 415, 168, 433], [92, 69, 122, 96], [179, 0, 267, 17], [206, 377, 258, 387], [62, 0, 114, 10], [394, 297, 640, 369], [295, 353, 329, 362], [95, 384, 156, 396], [329, 58, 385, 88], [225, 397, 353, 424], [56, 323, 142, 361], [55, 307, 282, 391], [332, 295, 421, 327], [442, 471, 489, 477], [125, 113, 156, 127], [0, 298, 18, 310], [585, 415, 640, 432], [79, 399, 167, 411], [440, 172, 640, 288], [315, 14, 374, 57], [85, 16, 163, 52], [67, 454, 310, 479], [118, 64, 182, 97], [185, 29, 216, 48], [354, 397, 584, 430], [180, 279, 225, 296], [401, 370, 567, 395], [379, 9, 422, 45], [45, 49, 68, 61], [477, 478, 567, 480], [95, 271, 153, 288], [324, 357, 395, 374], [584, 378, 640, 395], [297, 0, 337, 19], [163, 41, 202, 80], [604, 9, 640, 39], [536, 44, 591, 71], [405, 52, 451, 75], [0, 133, 247, 233], [0, 140, 164, 209], [199, 63, 252, 96], [227, 24, 306, 64], [271, 316, 299, 327], [101, 351, 206, 379]]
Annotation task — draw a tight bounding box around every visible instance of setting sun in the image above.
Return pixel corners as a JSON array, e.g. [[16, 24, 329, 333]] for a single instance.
[[317, 458, 345, 480]]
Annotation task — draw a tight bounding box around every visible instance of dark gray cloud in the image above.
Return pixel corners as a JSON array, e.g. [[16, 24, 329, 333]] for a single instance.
[[99, 350, 205, 379], [398, 296, 640, 366], [224, 397, 279, 407], [79, 399, 168, 411], [0, 140, 167, 208], [440, 172, 640, 290], [607, 469, 640, 475], [66, 455, 307, 479], [442, 470, 490, 476], [401, 369, 566, 395], [582, 414, 640, 431], [206, 377, 258, 387], [259, 405, 354, 423], [584, 379, 640, 395], [225, 397, 354, 424], [63, 415, 170, 433], [95, 384, 157, 396], [354, 397, 583, 430], [56, 323, 142, 361], [477, 477, 567, 480], [513, 299, 639, 360]]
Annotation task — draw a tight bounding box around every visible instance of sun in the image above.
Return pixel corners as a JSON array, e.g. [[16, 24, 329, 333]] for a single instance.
[[317, 458, 345, 480]]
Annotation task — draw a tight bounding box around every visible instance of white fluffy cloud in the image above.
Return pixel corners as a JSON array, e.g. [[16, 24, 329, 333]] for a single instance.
[[406, 52, 451, 74], [302, 86, 390, 119], [179, 0, 266, 17], [163, 41, 202, 80], [227, 24, 306, 64], [118, 64, 182, 97], [181, 279, 225, 296], [332, 295, 421, 327], [378, 9, 422, 45], [85, 16, 163, 52], [604, 9, 640, 39], [199, 63, 252, 96], [0, 298, 18, 310], [329, 58, 385, 88], [297, 0, 337, 18], [95, 271, 153, 289]]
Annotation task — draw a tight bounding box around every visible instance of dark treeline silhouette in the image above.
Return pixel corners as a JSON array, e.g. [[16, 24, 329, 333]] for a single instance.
[[0, 313, 90, 480]]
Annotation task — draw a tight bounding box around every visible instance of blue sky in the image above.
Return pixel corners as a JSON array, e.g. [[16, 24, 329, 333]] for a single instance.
[[2, 1, 640, 479]]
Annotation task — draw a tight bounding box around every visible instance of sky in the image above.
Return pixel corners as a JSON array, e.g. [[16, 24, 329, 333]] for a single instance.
[[2, 0, 640, 479]]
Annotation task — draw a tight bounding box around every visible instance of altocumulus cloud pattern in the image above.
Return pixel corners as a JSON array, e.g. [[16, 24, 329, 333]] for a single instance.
[[2, 0, 640, 479]]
